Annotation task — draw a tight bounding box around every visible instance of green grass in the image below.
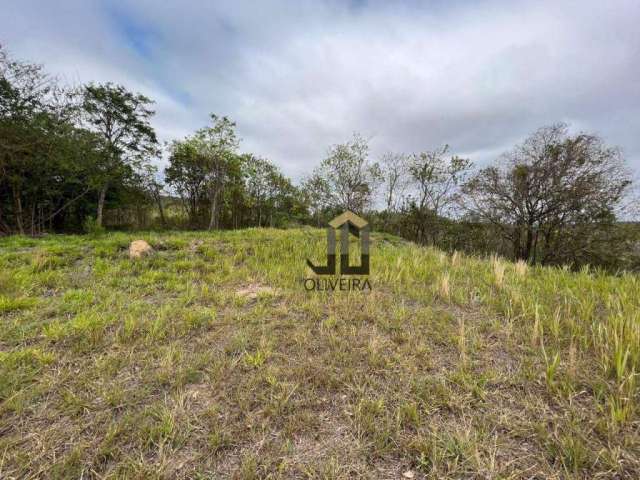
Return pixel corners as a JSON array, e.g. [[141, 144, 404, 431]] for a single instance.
[[0, 228, 638, 478]]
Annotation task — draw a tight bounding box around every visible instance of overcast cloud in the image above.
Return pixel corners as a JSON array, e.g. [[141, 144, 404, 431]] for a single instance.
[[3, 0, 640, 179]]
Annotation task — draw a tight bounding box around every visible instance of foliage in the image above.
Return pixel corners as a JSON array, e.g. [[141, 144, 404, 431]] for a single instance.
[[165, 117, 306, 230], [462, 123, 632, 265], [81, 82, 158, 226], [307, 133, 382, 215], [82, 216, 105, 236], [400, 146, 472, 245], [0, 47, 103, 234]]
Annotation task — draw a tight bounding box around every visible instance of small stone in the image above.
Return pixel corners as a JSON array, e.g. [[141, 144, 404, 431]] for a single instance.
[[129, 240, 154, 259], [403, 471, 415, 479]]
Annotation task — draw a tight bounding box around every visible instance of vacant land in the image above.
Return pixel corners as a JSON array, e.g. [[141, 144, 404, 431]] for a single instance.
[[0, 229, 638, 479]]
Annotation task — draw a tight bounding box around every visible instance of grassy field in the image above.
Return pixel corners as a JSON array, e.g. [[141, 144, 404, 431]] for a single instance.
[[0, 228, 638, 479]]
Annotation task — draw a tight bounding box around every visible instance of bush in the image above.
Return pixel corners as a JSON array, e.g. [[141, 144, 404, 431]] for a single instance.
[[83, 217, 106, 236]]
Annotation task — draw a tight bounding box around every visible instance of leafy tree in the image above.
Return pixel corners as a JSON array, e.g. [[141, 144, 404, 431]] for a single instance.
[[310, 133, 382, 214], [378, 151, 411, 231], [165, 138, 207, 227], [165, 115, 238, 229], [409, 146, 472, 217], [380, 152, 410, 214], [244, 155, 274, 226], [462, 124, 632, 265], [33, 124, 105, 232], [82, 82, 158, 226], [243, 155, 299, 227], [404, 146, 472, 244], [243, 155, 306, 227], [193, 115, 239, 230], [1, 48, 54, 233], [0, 46, 97, 234], [138, 164, 166, 228], [301, 173, 331, 227]]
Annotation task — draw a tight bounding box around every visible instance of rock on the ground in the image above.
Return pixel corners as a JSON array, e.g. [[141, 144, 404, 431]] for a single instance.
[[129, 240, 154, 259]]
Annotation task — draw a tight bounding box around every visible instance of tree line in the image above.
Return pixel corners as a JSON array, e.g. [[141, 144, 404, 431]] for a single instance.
[[0, 47, 306, 234], [1, 47, 638, 270]]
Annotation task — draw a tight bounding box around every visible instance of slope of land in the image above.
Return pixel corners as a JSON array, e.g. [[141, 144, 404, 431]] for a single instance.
[[0, 229, 638, 479]]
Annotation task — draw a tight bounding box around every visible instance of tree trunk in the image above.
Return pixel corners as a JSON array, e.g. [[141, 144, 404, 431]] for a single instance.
[[30, 202, 36, 236], [154, 189, 166, 228], [512, 224, 522, 260], [12, 185, 24, 235], [96, 184, 108, 227], [0, 202, 9, 235], [524, 221, 535, 262], [208, 190, 218, 230]]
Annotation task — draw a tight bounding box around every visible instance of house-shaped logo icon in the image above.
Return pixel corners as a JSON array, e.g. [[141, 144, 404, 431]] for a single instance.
[[307, 211, 370, 275]]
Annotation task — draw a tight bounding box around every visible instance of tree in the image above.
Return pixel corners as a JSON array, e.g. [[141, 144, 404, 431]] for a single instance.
[[242, 155, 304, 227], [462, 123, 632, 265], [310, 133, 381, 214], [139, 164, 166, 228], [82, 82, 158, 227], [404, 146, 471, 244], [244, 155, 279, 227], [0, 46, 98, 234], [34, 124, 104, 232], [165, 138, 206, 227], [409, 146, 471, 218], [165, 115, 239, 229], [301, 173, 331, 227], [195, 115, 239, 230], [1, 47, 54, 233], [380, 152, 410, 214]]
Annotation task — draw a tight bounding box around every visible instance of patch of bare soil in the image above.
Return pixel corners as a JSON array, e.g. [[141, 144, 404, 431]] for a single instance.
[[235, 283, 279, 300]]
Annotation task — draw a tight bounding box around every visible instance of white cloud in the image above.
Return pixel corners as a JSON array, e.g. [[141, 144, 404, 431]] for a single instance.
[[3, 0, 639, 180]]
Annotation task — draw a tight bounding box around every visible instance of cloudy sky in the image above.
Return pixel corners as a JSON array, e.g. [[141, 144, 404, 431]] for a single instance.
[[4, 0, 640, 179]]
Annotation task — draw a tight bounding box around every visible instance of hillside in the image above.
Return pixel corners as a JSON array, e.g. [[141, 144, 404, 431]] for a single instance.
[[0, 229, 638, 479]]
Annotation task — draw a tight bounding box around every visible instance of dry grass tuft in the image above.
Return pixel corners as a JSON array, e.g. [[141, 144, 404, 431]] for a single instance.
[[438, 272, 451, 300], [492, 255, 506, 288], [514, 259, 528, 277]]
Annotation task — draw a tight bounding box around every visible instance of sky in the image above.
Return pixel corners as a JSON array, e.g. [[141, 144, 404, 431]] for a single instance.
[[3, 0, 640, 181]]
